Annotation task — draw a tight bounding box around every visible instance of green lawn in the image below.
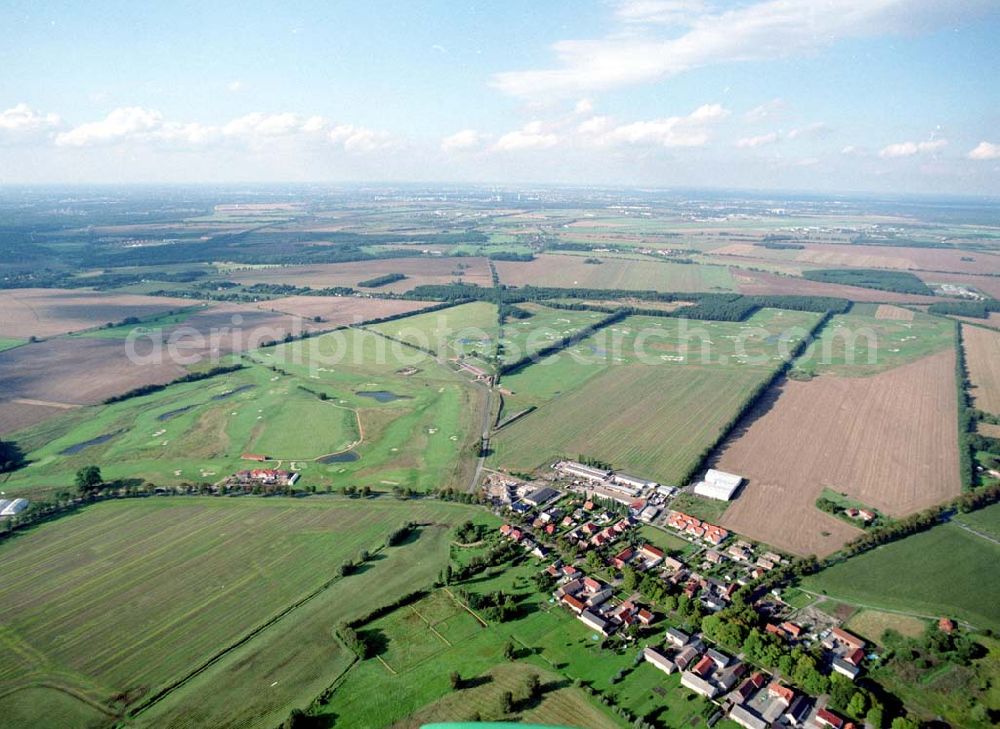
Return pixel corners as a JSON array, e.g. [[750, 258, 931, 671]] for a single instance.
[[499, 303, 607, 365], [802, 506, 1000, 632], [74, 306, 203, 339], [369, 301, 498, 368], [0, 337, 25, 352], [0, 497, 489, 728], [793, 309, 954, 377], [5, 328, 483, 497]]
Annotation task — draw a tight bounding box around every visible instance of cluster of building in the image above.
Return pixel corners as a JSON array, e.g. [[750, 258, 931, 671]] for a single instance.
[[231, 468, 299, 487], [0, 498, 29, 518], [665, 510, 729, 546], [551, 565, 655, 636], [644, 627, 862, 729], [843, 507, 876, 523], [554, 460, 675, 507]]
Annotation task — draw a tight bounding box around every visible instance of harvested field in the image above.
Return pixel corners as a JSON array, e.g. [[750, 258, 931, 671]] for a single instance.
[[843, 610, 927, 644], [256, 295, 434, 324], [953, 312, 1000, 330], [493, 253, 735, 292], [0, 303, 326, 433], [714, 243, 1000, 275], [0, 399, 81, 436], [226, 256, 492, 293], [875, 304, 914, 321], [0, 288, 192, 338], [962, 324, 1000, 414], [718, 350, 961, 557], [0, 336, 185, 413], [978, 422, 1000, 438], [732, 268, 940, 303]]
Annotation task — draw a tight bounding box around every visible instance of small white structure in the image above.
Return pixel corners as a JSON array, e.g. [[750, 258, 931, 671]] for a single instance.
[[0, 498, 29, 517], [693, 469, 743, 501]]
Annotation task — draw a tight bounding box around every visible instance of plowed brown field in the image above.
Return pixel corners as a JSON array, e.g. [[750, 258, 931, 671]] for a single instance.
[[257, 296, 434, 324], [226, 257, 491, 293], [963, 324, 1000, 414], [0, 289, 192, 338], [732, 269, 939, 303], [717, 349, 960, 556]]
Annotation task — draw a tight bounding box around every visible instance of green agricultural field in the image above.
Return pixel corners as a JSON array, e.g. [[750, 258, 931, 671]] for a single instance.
[[793, 309, 954, 377], [74, 306, 203, 339], [0, 337, 25, 352], [492, 310, 821, 484], [0, 497, 490, 729], [802, 506, 1000, 632], [5, 328, 483, 497], [499, 303, 606, 364], [369, 301, 498, 367], [495, 253, 736, 293]]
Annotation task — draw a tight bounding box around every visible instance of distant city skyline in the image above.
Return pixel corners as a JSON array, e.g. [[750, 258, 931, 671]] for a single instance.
[[1, 0, 998, 194]]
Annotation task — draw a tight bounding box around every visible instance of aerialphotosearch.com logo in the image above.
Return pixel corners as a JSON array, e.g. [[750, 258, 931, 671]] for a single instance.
[[124, 312, 881, 372]]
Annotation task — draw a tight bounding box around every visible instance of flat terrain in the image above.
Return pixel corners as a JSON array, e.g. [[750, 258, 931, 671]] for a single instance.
[[802, 505, 1000, 632], [718, 350, 960, 557], [491, 309, 820, 483], [369, 301, 498, 367], [499, 303, 606, 364], [256, 295, 434, 325], [0, 302, 328, 434], [0, 497, 488, 728], [842, 609, 928, 644], [493, 254, 735, 292], [0, 288, 193, 339], [226, 256, 492, 293], [731, 268, 940, 303], [793, 308, 955, 377], [4, 330, 482, 496], [962, 323, 1000, 414]]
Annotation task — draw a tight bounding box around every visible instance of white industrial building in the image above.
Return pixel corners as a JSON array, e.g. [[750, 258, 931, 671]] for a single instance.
[[693, 469, 743, 501], [556, 460, 611, 482], [0, 498, 29, 517]]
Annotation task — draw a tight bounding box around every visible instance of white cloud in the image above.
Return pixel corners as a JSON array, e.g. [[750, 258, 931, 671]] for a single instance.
[[222, 112, 314, 138], [152, 121, 220, 147], [580, 103, 728, 148], [787, 122, 830, 139], [574, 98, 594, 115], [441, 129, 488, 152], [494, 121, 560, 151], [227, 80, 244, 93], [0, 103, 61, 135], [841, 145, 864, 156], [736, 132, 779, 148], [614, 0, 706, 26], [744, 98, 786, 122], [55, 107, 162, 147], [493, 0, 993, 96], [328, 124, 395, 152], [878, 139, 948, 158], [967, 141, 1000, 160]]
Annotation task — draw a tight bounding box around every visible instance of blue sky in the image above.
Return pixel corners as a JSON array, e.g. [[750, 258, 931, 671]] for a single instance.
[[0, 0, 998, 193]]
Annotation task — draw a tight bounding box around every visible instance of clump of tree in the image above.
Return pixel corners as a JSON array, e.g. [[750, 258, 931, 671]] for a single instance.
[[928, 299, 1000, 318], [801, 268, 932, 295], [74, 465, 103, 495], [336, 623, 373, 659], [103, 364, 244, 404], [358, 272, 407, 288], [0, 438, 24, 473], [385, 521, 417, 547]]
